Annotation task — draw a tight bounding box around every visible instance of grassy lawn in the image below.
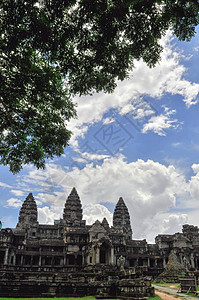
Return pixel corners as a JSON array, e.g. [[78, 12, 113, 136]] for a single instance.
[[148, 295, 162, 300]]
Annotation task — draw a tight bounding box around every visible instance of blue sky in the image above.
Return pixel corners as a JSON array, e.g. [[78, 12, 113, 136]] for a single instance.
[[1, 29, 199, 243]]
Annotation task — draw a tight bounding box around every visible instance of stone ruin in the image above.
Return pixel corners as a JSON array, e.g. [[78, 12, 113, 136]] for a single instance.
[[156, 251, 186, 282], [0, 187, 199, 298]]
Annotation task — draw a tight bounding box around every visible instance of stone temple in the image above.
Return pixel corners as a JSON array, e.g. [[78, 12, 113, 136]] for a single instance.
[[0, 188, 199, 298]]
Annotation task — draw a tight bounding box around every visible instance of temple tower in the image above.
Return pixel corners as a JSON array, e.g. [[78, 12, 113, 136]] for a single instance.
[[113, 197, 132, 239], [102, 217, 110, 231], [63, 187, 85, 227], [17, 193, 38, 228]]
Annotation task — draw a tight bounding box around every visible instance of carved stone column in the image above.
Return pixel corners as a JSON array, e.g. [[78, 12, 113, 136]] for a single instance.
[[4, 248, 9, 265], [148, 258, 150, 267], [96, 246, 100, 264], [110, 247, 114, 265], [31, 255, 33, 267], [13, 253, 16, 266], [163, 257, 166, 268], [155, 259, 157, 267], [39, 255, 41, 266], [63, 252, 66, 266], [190, 253, 195, 269]]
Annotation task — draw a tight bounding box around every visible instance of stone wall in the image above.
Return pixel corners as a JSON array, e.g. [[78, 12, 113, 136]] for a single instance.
[[2, 189, 199, 298], [0, 266, 154, 299]]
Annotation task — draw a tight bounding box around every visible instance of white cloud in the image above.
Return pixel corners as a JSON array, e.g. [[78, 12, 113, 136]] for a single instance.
[[194, 46, 199, 53], [19, 168, 47, 187], [171, 142, 182, 147], [142, 106, 180, 136], [78, 152, 110, 161], [0, 182, 12, 188], [188, 163, 199, 205], [144, 212, 189, 242], [37, 192, 66, 207], [162, 214, 188, 234], [10, 190, 25, 197], [83, 204, 113, 226], [38, 203, 113, 227], [72, 157, 87, 163], [119, 97, 157, 120], [38, 206, 61, 224], [21, 164, 76, 195], [103, 117, 115, 125], [192, 163, 199, 174], [7, 198, 23, 208], [67, 31, 199, 146]]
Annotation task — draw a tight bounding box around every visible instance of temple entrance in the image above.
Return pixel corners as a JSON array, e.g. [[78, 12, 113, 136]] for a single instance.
[[100, 249, 106, 264], [0, 251, 4, 265], [99, 241, 111, 264]]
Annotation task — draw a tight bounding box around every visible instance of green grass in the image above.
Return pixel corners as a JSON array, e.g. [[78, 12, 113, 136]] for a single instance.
[[186, 293, 199, 298], [147, 295, 162, 300]]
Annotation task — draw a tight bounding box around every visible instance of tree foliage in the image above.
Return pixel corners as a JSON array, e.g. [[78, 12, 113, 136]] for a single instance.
[[0, 0, 199, 173]]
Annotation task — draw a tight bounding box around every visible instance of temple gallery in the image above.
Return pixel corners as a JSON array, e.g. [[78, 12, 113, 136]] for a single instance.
[[0, 187, 198, 298]]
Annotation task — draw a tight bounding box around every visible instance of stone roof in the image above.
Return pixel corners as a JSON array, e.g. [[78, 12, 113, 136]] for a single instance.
[[89, 220, 106, 233], [128, 239, 147, 247], [39, 224, 59, 229], [12, 228, 25, 236]]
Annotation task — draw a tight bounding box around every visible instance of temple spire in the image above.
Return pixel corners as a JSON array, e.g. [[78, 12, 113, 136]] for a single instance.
[[113, 197, 132, 239], [17, 193, 38, 229], [71, 187, 78, 195], [63, 187, 85, 227], [102, 217, 110, 231]]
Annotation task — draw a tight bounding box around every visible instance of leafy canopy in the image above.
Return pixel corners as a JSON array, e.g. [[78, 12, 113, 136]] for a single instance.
[[0, 0, 199, 173]]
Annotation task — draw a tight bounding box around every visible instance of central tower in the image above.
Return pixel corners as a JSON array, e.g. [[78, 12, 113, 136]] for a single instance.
[[113, 197, 132, 240], [63, 187, 85, 227]]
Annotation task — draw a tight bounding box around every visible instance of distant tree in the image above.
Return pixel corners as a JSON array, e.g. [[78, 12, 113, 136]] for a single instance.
[[0, 0, 199, 173]]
